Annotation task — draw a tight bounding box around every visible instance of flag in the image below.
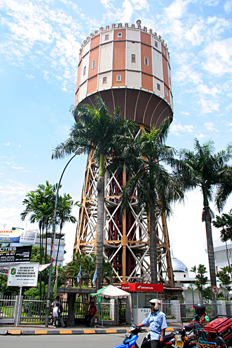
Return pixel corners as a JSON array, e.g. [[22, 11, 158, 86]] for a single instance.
[[50, 241, 55, 263], [92, 268, 97, 286], [77, 266, 81, 283]]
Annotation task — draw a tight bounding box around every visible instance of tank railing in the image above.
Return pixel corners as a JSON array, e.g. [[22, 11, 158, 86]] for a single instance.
[[80, 22, 168, 52]]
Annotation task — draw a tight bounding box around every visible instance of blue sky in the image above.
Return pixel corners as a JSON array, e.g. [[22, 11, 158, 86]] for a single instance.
[[1, 0, 232, 269]]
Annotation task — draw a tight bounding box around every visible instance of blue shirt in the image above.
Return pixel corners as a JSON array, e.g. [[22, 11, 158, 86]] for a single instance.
[[142, 309, 167, 340]]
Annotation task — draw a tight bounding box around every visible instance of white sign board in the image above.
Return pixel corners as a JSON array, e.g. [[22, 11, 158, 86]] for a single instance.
[[20, 230, 38, 244], [7, 263, 39, 287]]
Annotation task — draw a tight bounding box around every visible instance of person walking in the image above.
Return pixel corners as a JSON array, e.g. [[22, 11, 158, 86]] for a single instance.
[[52, 303, 65, 328], [137, 299, 167, 348]]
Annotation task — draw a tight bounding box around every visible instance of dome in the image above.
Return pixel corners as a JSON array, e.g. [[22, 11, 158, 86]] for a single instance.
[[172, 256, 188, 272]]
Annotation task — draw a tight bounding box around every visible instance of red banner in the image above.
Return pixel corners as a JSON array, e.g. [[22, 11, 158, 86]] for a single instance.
[[121, 283, 164, 292]]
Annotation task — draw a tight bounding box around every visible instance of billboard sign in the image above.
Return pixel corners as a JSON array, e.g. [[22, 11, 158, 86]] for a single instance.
[[19, 230, 37, 244], [0, 246, 32, 263], [121, 283, 164, 292], [7, 263, 39, 287], [0, 230, 22, 243]]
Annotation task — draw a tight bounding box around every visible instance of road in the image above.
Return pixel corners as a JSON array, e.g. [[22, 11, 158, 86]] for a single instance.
[[1, 332, 147, 348]]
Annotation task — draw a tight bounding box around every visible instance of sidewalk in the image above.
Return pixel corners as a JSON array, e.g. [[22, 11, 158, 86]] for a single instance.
[[0, 322, 182, 336]]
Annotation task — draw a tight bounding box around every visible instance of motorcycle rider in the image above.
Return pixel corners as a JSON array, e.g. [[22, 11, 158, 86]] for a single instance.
[[185, 303, 210, 331], [137, 298, 167, 348]]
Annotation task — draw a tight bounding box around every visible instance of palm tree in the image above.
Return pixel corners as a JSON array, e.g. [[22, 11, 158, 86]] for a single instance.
[[52, 96, 135, 289], [21, 181, 56, 297], [55, 193, 78, 267], [111, 118, 186, 283], [216, 167, 232, 212], [179, 139, 232, 304]]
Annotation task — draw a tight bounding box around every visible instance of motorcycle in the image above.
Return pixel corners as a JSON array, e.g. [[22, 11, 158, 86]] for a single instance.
[[113, 325, 188, 348]]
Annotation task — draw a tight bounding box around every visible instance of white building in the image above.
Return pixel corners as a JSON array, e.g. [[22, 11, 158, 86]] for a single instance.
[[214, 239, 232, 271], [172, 254, 201, 303]]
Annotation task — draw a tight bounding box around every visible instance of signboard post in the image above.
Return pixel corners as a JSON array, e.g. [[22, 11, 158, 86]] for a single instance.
[[7, 263, 39, 326], [7, 263, 39, 287]]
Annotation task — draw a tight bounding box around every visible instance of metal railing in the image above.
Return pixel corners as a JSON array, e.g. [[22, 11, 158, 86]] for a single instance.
[[0, 296, 17, 324]]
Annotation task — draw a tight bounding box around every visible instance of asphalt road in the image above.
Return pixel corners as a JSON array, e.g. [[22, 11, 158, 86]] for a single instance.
[[1, 332, 147, 348]]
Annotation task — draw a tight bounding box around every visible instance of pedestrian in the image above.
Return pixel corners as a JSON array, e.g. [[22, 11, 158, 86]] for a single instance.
[[85, 301, 97, 327], [137, 298, 167, 348], [52, 303, 65, 328], [52, 295, 63, 310], [51, 296, 65, 327]]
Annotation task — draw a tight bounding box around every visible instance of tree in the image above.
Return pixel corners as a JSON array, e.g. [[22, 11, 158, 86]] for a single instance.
[[213, 210, 232, 242], [56, 193, 78, 266], [194, 264, 208, 301], [179, 139, 232, 304], [52, 96, 135, 289], [216, 167, 232, 212], [111, 118, 186, 283], [217, 266, 232, 300], [21, 183, 76, 296]]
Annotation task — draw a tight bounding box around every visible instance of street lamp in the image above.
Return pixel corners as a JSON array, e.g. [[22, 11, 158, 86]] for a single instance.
[[45, 147, 84, 327]]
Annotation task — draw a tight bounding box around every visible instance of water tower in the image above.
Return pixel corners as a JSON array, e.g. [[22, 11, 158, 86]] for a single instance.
[[73, 21, 174, 286]]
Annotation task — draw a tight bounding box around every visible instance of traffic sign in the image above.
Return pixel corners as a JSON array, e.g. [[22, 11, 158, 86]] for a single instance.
[[212, 285, 219, 295]]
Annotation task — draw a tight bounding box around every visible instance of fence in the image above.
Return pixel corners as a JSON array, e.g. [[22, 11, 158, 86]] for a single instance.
[[0, 296, 17, 324], [0, 294, 125, 326], [6, 296, 232, 326]]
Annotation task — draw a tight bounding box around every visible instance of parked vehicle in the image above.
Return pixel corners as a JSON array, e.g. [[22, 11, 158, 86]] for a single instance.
[[113, 325, 187, 348]]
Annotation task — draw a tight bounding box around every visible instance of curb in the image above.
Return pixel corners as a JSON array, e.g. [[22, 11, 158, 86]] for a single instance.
[[4, 328, 128, 336], [1, 327, 175, 336]]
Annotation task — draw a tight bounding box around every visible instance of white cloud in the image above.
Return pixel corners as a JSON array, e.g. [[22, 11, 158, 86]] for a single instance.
[[197, 133, 206, 139], [164, 0, 189, 19], [198, 84, 219, 98], [170, 123, 194, 135], [204, 121, 219, 132], [174, 64, 202, 85], [224, 1, 232, 13], [0, 0, 81, 91], [131, 0, 149, 11], [100, 0, 111, 9], [12, 166, 24, 170], [199, 97, 219, 114], [202, 38, 232, 75], [203, 0, 219, 6], [3, 142, 11, 146], [0, 180, 33, 228]]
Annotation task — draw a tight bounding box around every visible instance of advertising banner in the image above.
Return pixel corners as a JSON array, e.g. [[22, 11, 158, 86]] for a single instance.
[[0, 230, 22, 243], [0, 266, 9, 274], [121, 283, 164, 292], [7, 263, 39, 287], [0, 245, 32, 263]]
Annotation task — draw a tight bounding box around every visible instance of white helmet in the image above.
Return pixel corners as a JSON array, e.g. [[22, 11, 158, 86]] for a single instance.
[[149, 299, 161, 310]]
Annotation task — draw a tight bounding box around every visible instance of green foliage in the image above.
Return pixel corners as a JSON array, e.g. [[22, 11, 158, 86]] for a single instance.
[[180, 140, 232, 298], [64, 253, 113, 288], [218, 291, 226, 300], [216, 266, 232, 299], [193, 264, 208, 300], [0, 274, 9, 293], [202, 286, 212, 302], [213, 210, 232, 242], [24, 282, 48, 298], [110, 118, 187, 283]]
